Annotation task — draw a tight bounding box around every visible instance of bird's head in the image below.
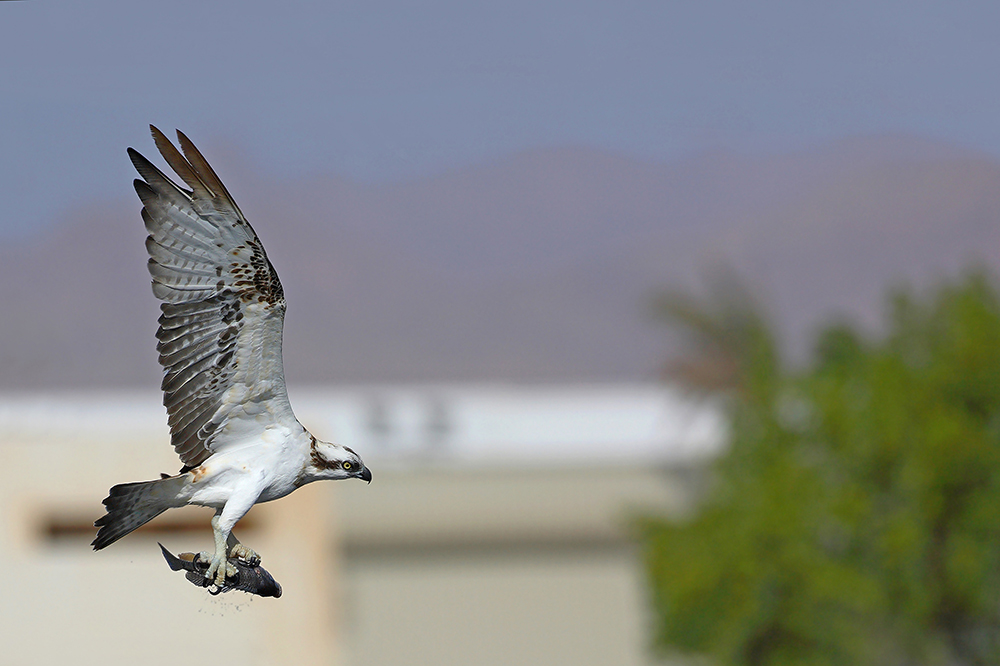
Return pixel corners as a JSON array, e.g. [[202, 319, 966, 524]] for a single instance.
[[306, 438, 372, 484]]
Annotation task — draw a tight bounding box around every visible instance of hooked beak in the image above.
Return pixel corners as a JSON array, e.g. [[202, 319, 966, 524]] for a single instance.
[[359, 466, 372, 484]]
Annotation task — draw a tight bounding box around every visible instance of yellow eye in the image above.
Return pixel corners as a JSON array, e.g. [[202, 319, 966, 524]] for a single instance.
[[342, 461, 353, 470]]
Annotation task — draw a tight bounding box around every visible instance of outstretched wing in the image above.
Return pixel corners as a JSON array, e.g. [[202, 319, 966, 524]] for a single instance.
[[131, 125, 294, 469]]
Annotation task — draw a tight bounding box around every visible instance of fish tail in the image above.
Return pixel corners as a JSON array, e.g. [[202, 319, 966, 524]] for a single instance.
[[92, 475, 187, 550]]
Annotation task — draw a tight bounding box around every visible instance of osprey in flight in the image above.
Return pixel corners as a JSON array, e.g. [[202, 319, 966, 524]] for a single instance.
[[93, 126, 371, 588]]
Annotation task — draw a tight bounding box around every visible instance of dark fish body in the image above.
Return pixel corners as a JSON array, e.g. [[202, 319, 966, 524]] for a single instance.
[[159, 543, 282, 598]]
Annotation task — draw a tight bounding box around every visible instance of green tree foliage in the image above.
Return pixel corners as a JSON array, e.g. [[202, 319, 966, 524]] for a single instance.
[[642, 272, 1000, 666]]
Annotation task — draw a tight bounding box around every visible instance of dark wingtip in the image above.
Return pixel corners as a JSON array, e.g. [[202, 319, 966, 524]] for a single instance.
[[127, 147, 154, 176], [133, 178, 155, 201]]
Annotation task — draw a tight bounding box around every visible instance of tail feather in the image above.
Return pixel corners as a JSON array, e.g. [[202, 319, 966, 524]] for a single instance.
[[92, 476, 186, 550]]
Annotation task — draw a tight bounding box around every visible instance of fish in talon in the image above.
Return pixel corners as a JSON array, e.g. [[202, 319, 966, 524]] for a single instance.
[[159, 543, 282, 598]]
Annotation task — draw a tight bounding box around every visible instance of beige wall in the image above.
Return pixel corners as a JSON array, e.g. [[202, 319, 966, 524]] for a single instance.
[[334, 466, 695, 666], [0, 391, 702, 666], [0, 435, 337, 666]]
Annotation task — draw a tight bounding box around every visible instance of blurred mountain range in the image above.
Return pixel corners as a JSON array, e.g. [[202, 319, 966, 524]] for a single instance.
[[2, 133, 999, 389]]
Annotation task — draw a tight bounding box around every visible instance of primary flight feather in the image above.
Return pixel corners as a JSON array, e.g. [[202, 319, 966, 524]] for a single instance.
[[93, 126, 371, 588]]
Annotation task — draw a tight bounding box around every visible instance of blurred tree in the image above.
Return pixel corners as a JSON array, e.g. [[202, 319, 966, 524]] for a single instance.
[[642, 271, 1000, 666]]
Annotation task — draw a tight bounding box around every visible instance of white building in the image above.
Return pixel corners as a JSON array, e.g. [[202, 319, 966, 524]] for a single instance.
[[0, 384, 723, 666]]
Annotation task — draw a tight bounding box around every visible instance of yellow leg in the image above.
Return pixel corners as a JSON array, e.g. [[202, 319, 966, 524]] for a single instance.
[[200, 514, 238, 587]]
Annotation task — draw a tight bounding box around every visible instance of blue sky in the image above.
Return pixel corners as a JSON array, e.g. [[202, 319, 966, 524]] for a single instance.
[[1, 0, 999, 238]]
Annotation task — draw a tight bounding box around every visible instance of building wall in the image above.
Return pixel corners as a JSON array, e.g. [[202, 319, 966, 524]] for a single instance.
[[0, 436, 336, 666], [0, 387, 713, 666], [334, 466, 696, 666]]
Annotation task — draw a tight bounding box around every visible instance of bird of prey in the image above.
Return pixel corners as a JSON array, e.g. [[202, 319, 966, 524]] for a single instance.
[[93, 126, 371, 588]]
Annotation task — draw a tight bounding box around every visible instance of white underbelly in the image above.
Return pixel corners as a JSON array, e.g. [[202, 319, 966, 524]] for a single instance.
[[185, 430, 309, 509]]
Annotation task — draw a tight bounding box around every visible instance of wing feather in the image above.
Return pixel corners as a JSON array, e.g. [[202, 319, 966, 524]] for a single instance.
[[129, 150, 194, 205], [145, 234, 217, 266], [156, 312, 226, 337], [150, 126, 215, 200], [176, 129, 246, 220], [160, 335, 235, 378], [147, 258, 223, 281], [156, 323, 230, 357], [151, 282, 219, 303], [167, 391, 219, 429], [155, 304, 224, 328], [167, 384, 220, 430], [132, 125, 294, 468], [161, 351, 222, 394], [172, 405, 219, 448]]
